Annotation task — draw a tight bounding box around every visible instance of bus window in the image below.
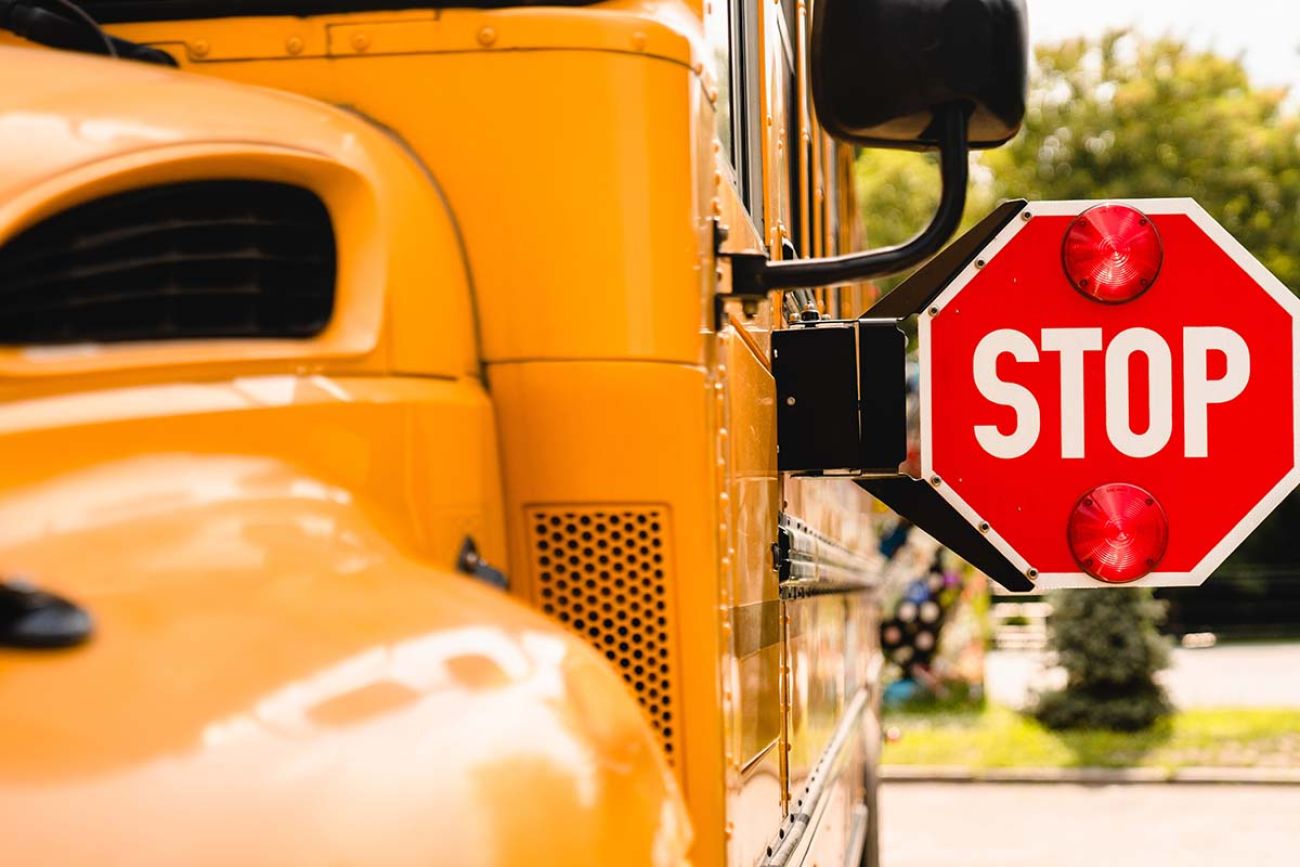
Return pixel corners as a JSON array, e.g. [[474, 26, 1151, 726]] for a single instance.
[[736, 0, 765, 233], [705, 0, 734, 165]]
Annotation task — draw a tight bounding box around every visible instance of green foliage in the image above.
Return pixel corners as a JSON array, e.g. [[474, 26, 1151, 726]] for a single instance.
[[884, 705, 1300, 770], [853, 151, 996, 293], [1033, 589, 1172, 731], [984, 32, 1300, 289], [856, 31, 1300, 291]]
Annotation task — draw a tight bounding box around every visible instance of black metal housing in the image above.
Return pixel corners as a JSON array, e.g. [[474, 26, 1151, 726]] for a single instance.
[[812, 0, 1028, 150], [773, 319, 907, 474], [770, 209, 1039, 593]]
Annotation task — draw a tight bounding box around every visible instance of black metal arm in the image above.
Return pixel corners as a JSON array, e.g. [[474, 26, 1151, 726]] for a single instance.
[[730, 102, 972, 295]]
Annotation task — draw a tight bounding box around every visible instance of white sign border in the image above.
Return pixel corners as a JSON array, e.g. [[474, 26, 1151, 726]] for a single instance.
[[917, 198, 1300, 591]]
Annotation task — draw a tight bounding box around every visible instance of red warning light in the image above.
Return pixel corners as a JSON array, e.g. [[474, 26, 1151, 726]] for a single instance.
[[1062, 203, 1163, 303], [1067, 483, 1169, 583]]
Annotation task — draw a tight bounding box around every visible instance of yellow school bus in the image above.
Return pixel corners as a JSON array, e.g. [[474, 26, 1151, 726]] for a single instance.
[[0, 0, 1025, 863]]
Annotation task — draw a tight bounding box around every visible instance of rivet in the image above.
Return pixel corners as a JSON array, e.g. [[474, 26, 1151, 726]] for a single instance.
[[477, 27, 497, 46], [1022, 211, 1033, 221], [191, 39, 210, 57], [930, 475, 942, 486], [631, 31, 647, 51], [351, 32, 370, 52], [285, 36, 304, 55], [979, 521, 990, 533], [928, 306, 939, 316], [1026, 568, 1039, 579], [785, 396, 796, 406], [975, 259, 986, 268]]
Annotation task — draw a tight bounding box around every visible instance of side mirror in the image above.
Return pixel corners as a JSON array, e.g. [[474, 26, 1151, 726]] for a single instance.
[[812, 0, 1028, 150], [729, 0, 1028, 296]]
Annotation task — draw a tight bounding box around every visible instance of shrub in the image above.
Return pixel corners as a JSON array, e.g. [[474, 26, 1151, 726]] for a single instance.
[[1032, 589, 1173, 731]]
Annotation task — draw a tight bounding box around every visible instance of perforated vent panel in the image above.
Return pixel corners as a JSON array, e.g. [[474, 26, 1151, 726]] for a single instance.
[[527, 505, 680, 761]]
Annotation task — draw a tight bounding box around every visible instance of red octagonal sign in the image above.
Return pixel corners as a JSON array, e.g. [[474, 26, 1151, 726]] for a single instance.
[[919, 199, 1300, 589]]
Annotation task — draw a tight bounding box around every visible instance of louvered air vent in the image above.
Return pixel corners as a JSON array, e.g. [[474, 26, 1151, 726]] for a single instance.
[[526, 505, 681, 762], [0, 180, 335, 344]]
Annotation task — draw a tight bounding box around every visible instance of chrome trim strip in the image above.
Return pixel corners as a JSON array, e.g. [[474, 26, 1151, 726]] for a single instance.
[[779, 513, 882, 593], [760, 685, 870, 867]]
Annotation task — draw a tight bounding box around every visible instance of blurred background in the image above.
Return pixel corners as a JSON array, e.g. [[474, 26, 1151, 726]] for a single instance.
[[863, 3, 1300, 864]]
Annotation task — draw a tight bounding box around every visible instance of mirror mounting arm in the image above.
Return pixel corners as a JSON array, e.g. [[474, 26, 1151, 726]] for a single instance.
[[729, 102, 971, 296]]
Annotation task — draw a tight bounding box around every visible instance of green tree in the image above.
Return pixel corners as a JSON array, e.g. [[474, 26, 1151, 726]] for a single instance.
[[857, 31, 1300, 290], [856, 32, 1300, 726], [985, 32, 1300, 289], [991, 33, 1300, 725], [1033, 589, 1171, 731]]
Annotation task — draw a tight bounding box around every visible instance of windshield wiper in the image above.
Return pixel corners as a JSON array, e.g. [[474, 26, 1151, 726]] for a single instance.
[[0, 0, 176, 65]]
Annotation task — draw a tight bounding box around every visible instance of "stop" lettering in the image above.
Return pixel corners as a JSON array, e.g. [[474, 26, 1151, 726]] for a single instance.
[[972, 326, 1250, 459]]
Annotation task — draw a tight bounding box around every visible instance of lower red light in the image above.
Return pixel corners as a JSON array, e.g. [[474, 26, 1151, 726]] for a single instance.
[[1062, 203, 1163, 303], [1067, 483, 1168, 583]]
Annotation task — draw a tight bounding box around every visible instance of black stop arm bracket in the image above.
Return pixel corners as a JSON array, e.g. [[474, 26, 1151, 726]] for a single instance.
[[862, 199, 1027, 319], [857, 477, 1034, 592], [771, 199, 1035, 592]]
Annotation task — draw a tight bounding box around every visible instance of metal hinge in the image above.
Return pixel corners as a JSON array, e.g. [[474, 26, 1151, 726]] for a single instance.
[[771, 524, 794, 582], [456, 537, 507, 590]]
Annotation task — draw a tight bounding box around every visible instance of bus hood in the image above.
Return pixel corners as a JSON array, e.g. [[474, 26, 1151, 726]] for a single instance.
[[0, 451, 689, 866]]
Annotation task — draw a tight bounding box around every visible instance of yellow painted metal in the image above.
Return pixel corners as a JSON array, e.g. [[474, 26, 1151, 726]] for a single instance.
[[490, 358, 729, 865], [0, 375, 690, 866], [0, 41, 692, 867], [0, 44, 477, 391], [719, 329, 784, 866], [0, 0, 884, 862], [110, 2, 716, 367]]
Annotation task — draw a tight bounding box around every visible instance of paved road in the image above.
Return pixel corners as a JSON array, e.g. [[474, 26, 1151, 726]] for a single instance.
[[882, 782, 1300, 867], [986, 642, 1300, 709]]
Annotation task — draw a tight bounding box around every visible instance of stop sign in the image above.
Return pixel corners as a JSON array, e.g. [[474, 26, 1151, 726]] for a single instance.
[[919, 199, 1300, 589]]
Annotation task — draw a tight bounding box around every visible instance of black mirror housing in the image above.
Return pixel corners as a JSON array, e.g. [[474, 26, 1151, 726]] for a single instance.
[[812, 0, 1028, 150]]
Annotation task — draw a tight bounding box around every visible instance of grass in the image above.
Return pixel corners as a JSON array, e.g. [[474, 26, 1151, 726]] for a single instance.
[[883, 705, 1300, 770]]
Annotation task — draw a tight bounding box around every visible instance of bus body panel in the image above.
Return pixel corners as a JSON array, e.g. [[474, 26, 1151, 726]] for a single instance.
[[0, 0, 886, 862], [0, 374, 688, 866]]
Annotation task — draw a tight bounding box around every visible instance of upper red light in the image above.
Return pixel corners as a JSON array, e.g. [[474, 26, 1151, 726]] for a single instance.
[[1067, 483, 1169, 583], [1062, 203, 1163, 303]]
